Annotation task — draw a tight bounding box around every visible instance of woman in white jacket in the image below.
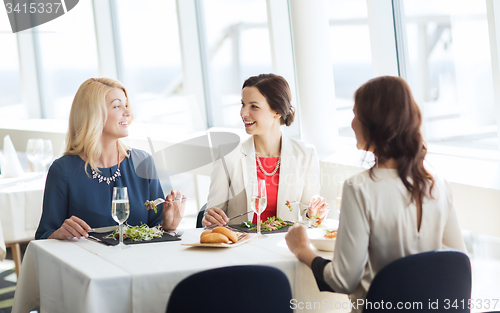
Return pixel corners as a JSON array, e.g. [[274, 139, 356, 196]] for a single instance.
[[285, 76, 467, 313], [203, 74, 330, 226]]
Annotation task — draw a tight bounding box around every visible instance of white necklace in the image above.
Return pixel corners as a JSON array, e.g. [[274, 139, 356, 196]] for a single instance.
[[91, 150, 121, 185], [255, 153, 281, 176]]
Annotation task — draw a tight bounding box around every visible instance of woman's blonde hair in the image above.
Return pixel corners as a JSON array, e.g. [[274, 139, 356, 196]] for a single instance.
[[64, 78, 133, 176]]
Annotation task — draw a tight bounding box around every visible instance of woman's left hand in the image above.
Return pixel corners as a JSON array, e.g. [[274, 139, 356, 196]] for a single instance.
[[162, 190, 186, 231], [285, 224, 310, 256], [307, 196, 330, 218], [285, 225, 317, 267]]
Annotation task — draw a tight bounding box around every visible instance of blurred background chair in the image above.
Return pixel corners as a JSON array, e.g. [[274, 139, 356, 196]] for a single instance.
[[166, 265, 292, 313], [5, 238, 32, 277], [196, 203, 207, 228], [364, 250, 471, 313]]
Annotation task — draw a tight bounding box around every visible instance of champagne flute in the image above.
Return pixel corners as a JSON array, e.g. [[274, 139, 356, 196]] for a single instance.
[[40, 140, 53, 175], [250, 179, 267, 237], [112, 186, 130, 248], [26, 139, 43, 173]]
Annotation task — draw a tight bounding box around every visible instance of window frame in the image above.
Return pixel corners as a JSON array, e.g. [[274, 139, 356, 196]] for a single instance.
[[7, 0, 500, 157]]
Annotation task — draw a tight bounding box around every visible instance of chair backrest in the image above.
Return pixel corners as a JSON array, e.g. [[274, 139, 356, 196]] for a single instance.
[[364, 250, 471, 313], [166, 265, 293, 313], [196, 203, 207, 228]]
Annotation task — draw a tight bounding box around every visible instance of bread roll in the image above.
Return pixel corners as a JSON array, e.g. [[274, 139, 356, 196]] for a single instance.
[[212, 226, 238, 243], [200, 233, 229, 244], [200, 230, 212, 239]]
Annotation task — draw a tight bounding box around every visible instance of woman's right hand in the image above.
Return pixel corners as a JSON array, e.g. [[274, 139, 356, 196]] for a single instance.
[[48, 216, 92, 240], [202, 207, 229, 227]]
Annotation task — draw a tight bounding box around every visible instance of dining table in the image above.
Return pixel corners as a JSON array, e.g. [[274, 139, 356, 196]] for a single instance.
[[12, 225, 350, 313], [0, 172, 45, 276], [0, 173, 45, 242]]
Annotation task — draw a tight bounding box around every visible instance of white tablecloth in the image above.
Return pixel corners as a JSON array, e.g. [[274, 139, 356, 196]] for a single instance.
[[13, 228, 350, 313], [0, 174, 44, 242]]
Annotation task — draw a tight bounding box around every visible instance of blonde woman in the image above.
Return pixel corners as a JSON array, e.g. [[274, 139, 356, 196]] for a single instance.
[[36, 78, 185, 240]]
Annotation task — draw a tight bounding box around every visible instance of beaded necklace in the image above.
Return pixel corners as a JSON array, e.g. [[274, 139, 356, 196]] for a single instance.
[[91, 149, 121, 185], [255, 153, 281, 176]]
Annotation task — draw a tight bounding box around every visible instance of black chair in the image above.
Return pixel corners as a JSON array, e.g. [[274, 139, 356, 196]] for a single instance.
[[196, 203, 207, 228], [166, 265, 293, 313], [364, 250, 471, 313]]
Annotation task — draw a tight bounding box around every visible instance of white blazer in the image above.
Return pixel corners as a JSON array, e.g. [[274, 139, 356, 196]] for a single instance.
[[206, 134, 320, 223]]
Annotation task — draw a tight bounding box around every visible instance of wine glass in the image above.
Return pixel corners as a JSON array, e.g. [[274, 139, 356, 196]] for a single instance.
[[112, 187, 130, 248], [250, 179, 267, 237], [40, 140, 53, 174], [26, 139, 43, 173]]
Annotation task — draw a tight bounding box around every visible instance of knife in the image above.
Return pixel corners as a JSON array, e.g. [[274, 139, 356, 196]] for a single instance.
[[90, 225, 119, 233], [205, 211, 253, 229]]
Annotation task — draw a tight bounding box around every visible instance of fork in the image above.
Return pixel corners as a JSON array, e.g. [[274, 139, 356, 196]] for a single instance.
[[166, 230, 184, 237], [149, 197, 189, 207], [288, 201, 331, 211], [287, 201, 310, 208], [288, 201, 330, 221], [204, 211, 253, 230], [88, 235, 102, 242]]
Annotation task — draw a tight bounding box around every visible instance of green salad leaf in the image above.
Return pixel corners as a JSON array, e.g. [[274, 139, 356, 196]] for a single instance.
[[104, 222, 163, 241], [249, 217, 292, 231], [144, 201, 158, 214], [240, 220, 252, 228]]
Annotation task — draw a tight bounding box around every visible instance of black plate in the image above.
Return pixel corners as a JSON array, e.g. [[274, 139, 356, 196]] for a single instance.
[[228, 221, 294, 234], [88, 231, 181, 246]]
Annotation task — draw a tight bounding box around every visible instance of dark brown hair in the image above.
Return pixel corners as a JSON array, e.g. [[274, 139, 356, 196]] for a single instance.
[[242, 73, 295, 126], [354, 76, 434, 203]]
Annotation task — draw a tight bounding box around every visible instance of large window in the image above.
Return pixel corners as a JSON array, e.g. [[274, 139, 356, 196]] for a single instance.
[[35, 0, 99, 119], [114, 0, 186, 127], [200, 0, 273, 128], [327, 0, 374, 138], [2, 0, 499, 157], [404, 0, 498, 151], [0, 9, 26, 120]]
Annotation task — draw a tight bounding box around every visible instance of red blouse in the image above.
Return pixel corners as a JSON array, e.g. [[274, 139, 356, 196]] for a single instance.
[[253, 157, 280, 223]]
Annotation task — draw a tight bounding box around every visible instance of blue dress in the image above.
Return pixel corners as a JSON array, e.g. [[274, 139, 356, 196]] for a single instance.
[[36, 149, 164, 239]]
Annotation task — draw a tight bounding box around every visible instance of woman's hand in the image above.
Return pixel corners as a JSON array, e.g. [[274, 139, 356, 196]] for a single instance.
[[202, 207, 229, 227], [307, 196, 330, 219], [285, 225, 317, 267], [48, 216, 92, 240], [162, 190, 186, 231]]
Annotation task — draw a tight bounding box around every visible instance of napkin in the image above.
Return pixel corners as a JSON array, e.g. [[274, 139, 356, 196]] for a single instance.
[[1, 135, 25, 178]]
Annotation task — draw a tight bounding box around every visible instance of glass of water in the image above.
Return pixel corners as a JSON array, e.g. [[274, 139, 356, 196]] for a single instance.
[[26, 139, 43, 173], [112, 186, 130, 248], [40, 140, 53, 174]]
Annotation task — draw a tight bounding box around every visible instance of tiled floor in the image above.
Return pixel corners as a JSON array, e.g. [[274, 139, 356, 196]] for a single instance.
[[0, 256, 19, 313]]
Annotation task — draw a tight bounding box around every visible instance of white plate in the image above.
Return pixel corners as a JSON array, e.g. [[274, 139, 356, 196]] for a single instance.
[[307, 228, 337, 252], [182, 232, 254, 248]]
